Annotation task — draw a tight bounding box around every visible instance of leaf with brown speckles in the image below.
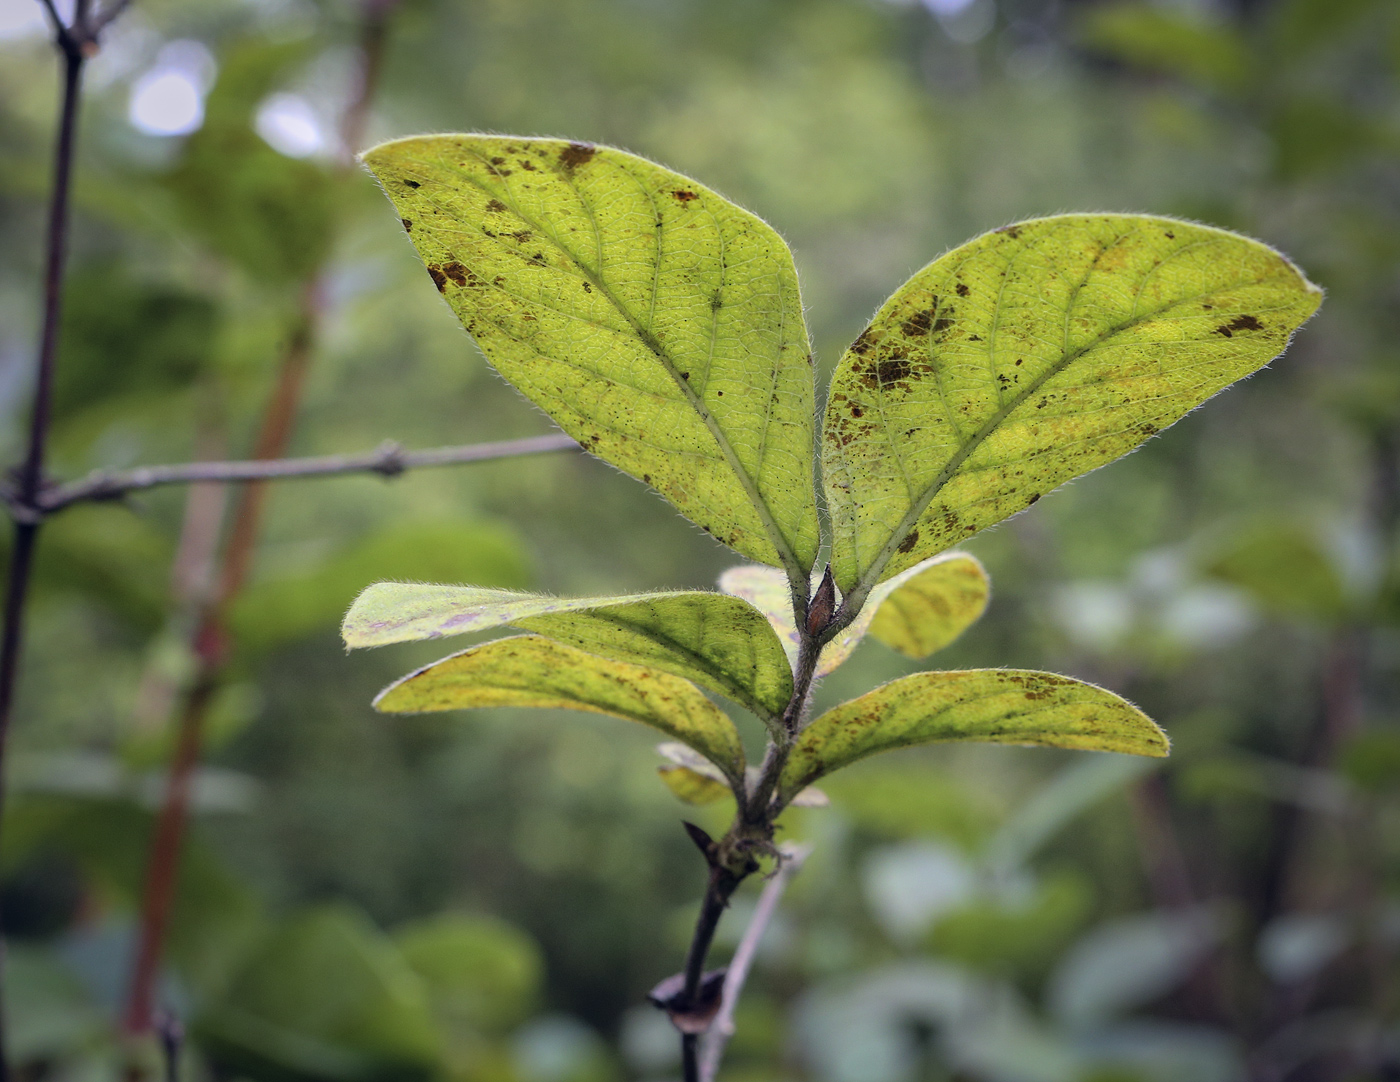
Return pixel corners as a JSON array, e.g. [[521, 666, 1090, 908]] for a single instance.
[[361, 134, 818, 582], [375, 635, 746, 786], [343, 582, 793, 724], [778, 668, 1167, 802], [823, 214, 1322, 603]]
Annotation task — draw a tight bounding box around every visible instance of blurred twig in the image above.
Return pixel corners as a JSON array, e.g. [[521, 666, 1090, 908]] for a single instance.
[[698, 844, 811, 1082], [7, 432, 579, 518]]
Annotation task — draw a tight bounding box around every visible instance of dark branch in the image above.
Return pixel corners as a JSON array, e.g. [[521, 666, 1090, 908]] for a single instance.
[[6, 433, 581, 517]]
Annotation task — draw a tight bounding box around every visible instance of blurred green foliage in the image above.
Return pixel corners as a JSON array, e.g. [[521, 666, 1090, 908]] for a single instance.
[[3, 0, 1400, 1079]]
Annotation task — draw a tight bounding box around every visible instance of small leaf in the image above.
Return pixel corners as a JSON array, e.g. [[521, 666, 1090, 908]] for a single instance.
[[374, 636, 745, 784], [822, 214, 1322, 602], [344, 583, 793, 721], [658, 766, 731, 806], [821, 553, 989, 673], [779, 670, 1167, 802], [718, 553, 988, 676], [1080, 4, 1254, 94], [361, 135, 819, 578]]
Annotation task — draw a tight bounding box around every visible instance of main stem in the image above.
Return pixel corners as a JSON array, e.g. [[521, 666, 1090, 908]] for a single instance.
[[0, 32, 86, 1082], [674, 574, 835, 1081]]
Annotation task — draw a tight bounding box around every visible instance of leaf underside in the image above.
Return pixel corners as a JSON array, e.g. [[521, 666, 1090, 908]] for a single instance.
[[658, 765, 731, 805], [374, 635, 746, 784], [361, 135, 819, 575], [778, 669, 1168, 802], [823, 213, 1323, 596], [344, 582, 794, 720], [718, 552, 988, 676]]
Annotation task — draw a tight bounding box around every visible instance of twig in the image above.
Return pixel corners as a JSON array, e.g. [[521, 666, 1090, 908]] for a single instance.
[[0, 10, 89, 1076], [699, 844, 811, 1082], [14, 433, 580, 516]]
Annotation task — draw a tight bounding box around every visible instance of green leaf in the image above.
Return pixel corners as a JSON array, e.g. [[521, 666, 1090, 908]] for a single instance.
[[375, 635, 746, 784], [169, 39, 338, 283], [1080, 4, 1254, 94], [778, 670, 1167, 802], [394, 913, 542, 1035], [344, 583, 793, 721], [197, 905, 441, 1079], [822, 214, 1322, 601], [718, 552, 988, 676], [361, 135, 820, 578], [658, 765, 731, 805], [1199, 520, 1347, 622]]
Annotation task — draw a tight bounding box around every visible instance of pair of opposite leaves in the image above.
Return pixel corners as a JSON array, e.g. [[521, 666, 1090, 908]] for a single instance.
[[342, 134, 1321, 805]]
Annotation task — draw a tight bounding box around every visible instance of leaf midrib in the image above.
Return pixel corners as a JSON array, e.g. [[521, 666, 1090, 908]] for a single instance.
[[427, 145, 810, 582]]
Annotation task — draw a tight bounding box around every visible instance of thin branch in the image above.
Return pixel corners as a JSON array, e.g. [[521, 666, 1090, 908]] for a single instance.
[[0, 23, 88, 1079], [699, 843, 812, 1082], [15, 433, 580, 516]]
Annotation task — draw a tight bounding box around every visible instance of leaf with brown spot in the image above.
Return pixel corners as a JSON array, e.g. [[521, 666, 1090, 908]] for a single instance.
[[778, 668, 1167, 802], [362, 135, 818, 579], [343, 582, 794, 724], [375, 635, 746, 786], [823, 214, 1321, 604]]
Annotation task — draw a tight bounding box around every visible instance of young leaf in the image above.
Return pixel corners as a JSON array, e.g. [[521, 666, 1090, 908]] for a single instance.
[[375, 636, 746, 785], [361, 135, 820, 579], [822, 214, 1322, 602], [343, 583, 793, 722], [823, 553, 989, 671], [658, 766, 731, 806], [778, 669, 1166, 802], [717, 552, 988, 675]]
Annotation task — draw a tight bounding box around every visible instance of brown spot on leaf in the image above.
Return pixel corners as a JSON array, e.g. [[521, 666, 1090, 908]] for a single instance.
[[400, 218, 412, 231], [442, 261, 470, 287], [1164, 230, 1175, 239], [528, 252, 547, 266], [902, 310, 933, 336], [710, 290, 722, 312], [673, 189, 699, 202], [490, 156, 506, 165], [559, 142, 597, 171], [404, 179, 420, 189], [582, 281, 592, 292], [897, 530, 919, 554], [1214, 314, 1264, 337], [486, 199, 507, 213], [995, 224, 1022, 238], [427, 265, 447, 292], [1027, 493, 1040, 505], [932, 315, 954, 335], [512, 229, 533, 242], [876, 358, 911, 384], [850, 328, 877, 356], [850, 405, 863, 418], [956, 282, 970, 297]]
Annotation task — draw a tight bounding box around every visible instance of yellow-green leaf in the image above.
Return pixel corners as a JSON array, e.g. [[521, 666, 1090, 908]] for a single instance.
[[375, 636, 745, 784], [717, 553, 989, 675], [343, 583, 793, 722], [822, 214, 1322, 602], [658, 766, 731, 805], [778, 669, 1167, 802], [361, 135, 819, 578]]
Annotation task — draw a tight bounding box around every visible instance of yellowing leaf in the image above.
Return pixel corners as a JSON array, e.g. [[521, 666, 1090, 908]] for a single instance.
[[658, 765, 731, 805], [867, 553, 989, 658], [778, 669, 1167, 802], [361, 135, 819, 579], [375, 636, 745, 785], [823, 215, 1322, 602], [343, 583, 793, 722], [717, 552, 989, 676]]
